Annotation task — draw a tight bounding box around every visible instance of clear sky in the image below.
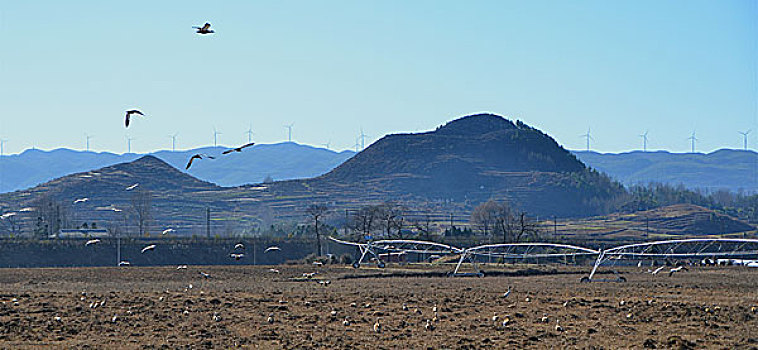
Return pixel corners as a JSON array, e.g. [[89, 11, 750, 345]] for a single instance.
[[0, 1, 755, 154]]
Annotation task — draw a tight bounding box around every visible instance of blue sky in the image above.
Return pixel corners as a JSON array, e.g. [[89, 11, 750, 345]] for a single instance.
[[0, 1, 755, 154]]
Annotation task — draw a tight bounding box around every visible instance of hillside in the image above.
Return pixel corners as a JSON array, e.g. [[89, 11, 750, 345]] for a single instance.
[[557, 204, 755, 243], [312, 114, 623, 216], [573, 149, 758, 193], [0, 114, 629, 237], [0, 143, 355, 192]]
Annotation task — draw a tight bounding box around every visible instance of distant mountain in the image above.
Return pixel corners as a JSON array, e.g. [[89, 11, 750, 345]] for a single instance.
[[573, 149, 758, 193], [0, 143, 355, 193]]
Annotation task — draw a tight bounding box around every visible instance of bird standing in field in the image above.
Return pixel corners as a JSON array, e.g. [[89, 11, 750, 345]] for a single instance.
[[373, 319, 382, 333], [222, 142, 255, 155], [185, 154, 215, 169], [503, 286, 511, 298], [193, 23, 215, 34], [669, 266, 688, 277], [124, 110, 144, 128]]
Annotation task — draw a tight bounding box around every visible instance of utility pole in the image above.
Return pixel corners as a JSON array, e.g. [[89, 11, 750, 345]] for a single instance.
[[553, 216, 557, 236], [344, 209, 349, 236], [206, 207, 211, 239]]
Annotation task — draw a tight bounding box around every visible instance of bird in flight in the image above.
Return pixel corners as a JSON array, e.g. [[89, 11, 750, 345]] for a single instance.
[[73, 198, 89, 204], [125, 183, 139, 191], [125, 110, 144, 128], [185, 154, 215, 169], [222, 142, 255, 155], [193, 23, 215, 35]]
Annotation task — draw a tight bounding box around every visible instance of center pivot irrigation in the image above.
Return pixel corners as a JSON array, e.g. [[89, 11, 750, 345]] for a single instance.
[[329, 237, 758, 281]]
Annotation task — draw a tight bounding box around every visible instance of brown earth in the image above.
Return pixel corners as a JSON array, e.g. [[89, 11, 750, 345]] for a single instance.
[[0, 264, 756, 349]]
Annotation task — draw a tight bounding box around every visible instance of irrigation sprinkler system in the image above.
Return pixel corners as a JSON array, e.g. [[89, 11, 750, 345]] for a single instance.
[[329, 237, 758, 282]]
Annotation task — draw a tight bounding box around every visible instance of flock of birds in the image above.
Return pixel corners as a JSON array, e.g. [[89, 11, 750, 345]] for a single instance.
[[121, 23, 255, 170]]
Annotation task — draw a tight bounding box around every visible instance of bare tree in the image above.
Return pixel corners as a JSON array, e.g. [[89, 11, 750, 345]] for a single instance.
[[514, 212, 540, 242], [130, 188, 153, 237], [348, 205, 380, 240], [411, 213, 435, 240], [31, 194, 70, 238], [306, 203, 329, 256], [471, 200, 499, 237]]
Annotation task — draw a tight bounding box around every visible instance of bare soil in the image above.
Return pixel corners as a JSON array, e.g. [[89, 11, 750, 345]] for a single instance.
[[0, 264, 756, 349]]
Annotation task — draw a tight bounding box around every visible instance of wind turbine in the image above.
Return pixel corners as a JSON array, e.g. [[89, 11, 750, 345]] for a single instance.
[[85, 134, 94, 152], [639, 130, 649, 152], [245, 124, 254, 143], [358, 128, 369, 150], [739, 130, 751, 150], [0, 139, 7, 157], [687, 131, 698, 153], [126, 135, 135, 153], [0, 139, 5, 193], [580, 128, 593, 152], [168, 133, 178, 152], [284, 123, 294, 142], [213, 127, 222, 147]]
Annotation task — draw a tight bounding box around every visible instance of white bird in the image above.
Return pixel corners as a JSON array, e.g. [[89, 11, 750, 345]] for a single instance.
[[302, 272, 317, 279], [425, 319, 435, 331], [162, 228, 175, 235], [177, 265, 188, 270], [73, 198, 89, 204], [19, 207, 35, 212], [318, 280, 331, 286], [230, 253, 244, 260], [199, 271, 211, 279], [85, 239, 101, 246], [555, 319, 564, 332], [141, 244, 156, 253], [637, 261, 643, 268], [119, 261, 130, 266], [503, 286, 511, 298], [125, 183, 139, 191], [373, 319, 382, 333], [265, 246, 280, 253], [212, 312, 221, 322], [669, 266, 688, 277], [651, 266, 666, 275], [234, 243, 244, 250], [342, 317, 350, 326], [268, 268, 280, 274], [111, 314, 118, 323], [0, 212, 16, 220], [492, 313, 499, 322], [313, 261, 323, 266]]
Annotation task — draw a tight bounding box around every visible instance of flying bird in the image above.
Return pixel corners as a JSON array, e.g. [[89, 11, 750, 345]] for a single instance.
[[222, 142, 255, 155], [177, 265, 188, 270], [125, 183, 139, 191], [119, 261, 131, 266], [234, 243, 244, 250], [265, 246, 280, 253], [85, 239, 101, 246], [185, 154, 215, 169], [141, 244, 156, 253], [230, 253, 244, 260], [0, 212, 16, 220], [19, 207, 35, 212], [162, 228, 175, 235], [199, 271, 211, 279], [651, 265, 666, 275], [73, 198, 89, 204], [125, 110, 144, 128], [193, 22, 215, 34]]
